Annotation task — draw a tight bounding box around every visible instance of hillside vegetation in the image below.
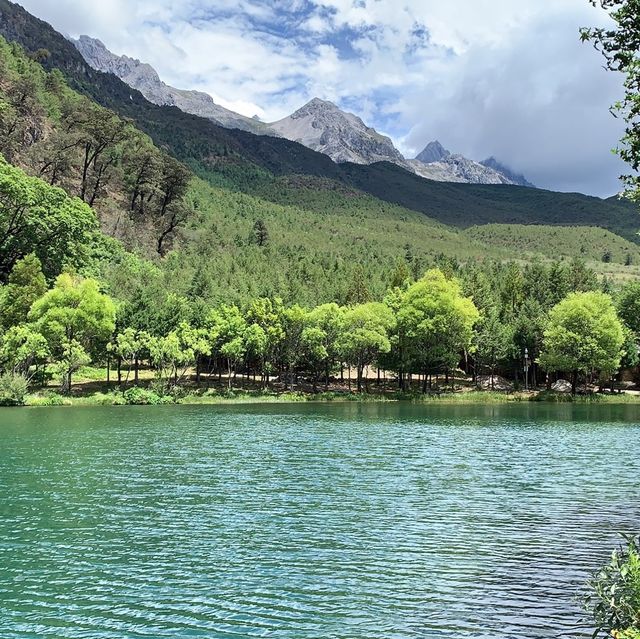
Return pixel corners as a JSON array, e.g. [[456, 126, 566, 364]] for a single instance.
[[0, 0, 638, 244], [465, 224, 640, 264]]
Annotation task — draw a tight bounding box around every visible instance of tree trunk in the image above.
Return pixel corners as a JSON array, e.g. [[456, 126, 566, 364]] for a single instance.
[[572, 371, 578, 396], [135, 357, 139, 384]]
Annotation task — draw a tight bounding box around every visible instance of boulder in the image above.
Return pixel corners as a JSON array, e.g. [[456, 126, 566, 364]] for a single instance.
[[477, 375, 514, 391]]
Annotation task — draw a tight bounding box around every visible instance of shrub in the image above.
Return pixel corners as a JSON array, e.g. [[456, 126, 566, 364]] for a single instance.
[[122, 387, 173, 405], [586, 535, 640, 637], [27, 392, 69, 406], [0, 373, 29, 406]]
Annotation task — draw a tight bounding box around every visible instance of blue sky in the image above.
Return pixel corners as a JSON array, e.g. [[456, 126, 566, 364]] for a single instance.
[[18, 0, 628, 196]]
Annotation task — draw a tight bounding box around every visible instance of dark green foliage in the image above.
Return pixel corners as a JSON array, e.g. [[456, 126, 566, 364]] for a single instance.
[[252, 219, 269, 247]]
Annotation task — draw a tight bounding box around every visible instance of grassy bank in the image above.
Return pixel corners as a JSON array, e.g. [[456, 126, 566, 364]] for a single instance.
[[17, 387, 640, 407]]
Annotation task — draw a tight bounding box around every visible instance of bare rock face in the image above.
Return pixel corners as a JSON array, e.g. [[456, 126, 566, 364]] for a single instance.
[[411, 140, 534, 187], [269, 98, 410, 168], [71, 36, 275, 136], [416, 140, 450, 164], [72, 35, 535, 188]]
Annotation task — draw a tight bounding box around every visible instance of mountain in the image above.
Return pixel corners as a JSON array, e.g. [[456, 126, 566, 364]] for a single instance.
[[269, 98, 410, 168], [411, 141, 534, 187], [416, 140, 450, 164], [409, 155, 515, 185], [0, 0, 638, 246], [71, 35, 274, 136], [480, 157, 535, 188], [72, 35, 535, 188]]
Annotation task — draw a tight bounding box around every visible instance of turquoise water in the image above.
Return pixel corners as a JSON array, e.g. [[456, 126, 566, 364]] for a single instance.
[[0, 402, 639, 638]]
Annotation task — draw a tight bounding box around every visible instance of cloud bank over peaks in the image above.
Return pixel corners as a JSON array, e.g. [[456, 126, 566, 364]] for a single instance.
[[17, 0, 628, 196]]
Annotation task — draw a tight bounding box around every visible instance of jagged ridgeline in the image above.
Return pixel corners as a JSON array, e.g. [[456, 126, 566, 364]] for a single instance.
[[0, 0, 640, 310], [0, 32, 508, 306], [0, 0, 639, 244]]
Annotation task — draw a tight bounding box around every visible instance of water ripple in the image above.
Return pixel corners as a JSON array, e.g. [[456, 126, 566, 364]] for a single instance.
[[0, 403, 639, 638]]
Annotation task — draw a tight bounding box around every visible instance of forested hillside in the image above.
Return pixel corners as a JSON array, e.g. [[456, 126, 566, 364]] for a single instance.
[[0, 0, 638, 243], [0, 0, 640, 406]]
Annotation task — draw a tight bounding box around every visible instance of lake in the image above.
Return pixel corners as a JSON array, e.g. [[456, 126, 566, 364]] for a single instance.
[[0, 402, 639, 638]]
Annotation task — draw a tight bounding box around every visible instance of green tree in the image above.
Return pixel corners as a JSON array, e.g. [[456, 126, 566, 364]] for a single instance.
[[253, 219, 269, 247], [280, 304, 308, 391], [148, 332, 192, 390], [474, 308, 515, 388], [397, 269, 480, 391], [582, 1, 640, 199], [112, 327, 151, 384], [539, 292, 625, 394], [344, 265, 372, 305], [0, 157, 97, 281], [0, 324, 49, 377], [306, 303, 345, 390], [340, 302, 395, 392], [207, 305, 247, 389], [29, 274, 116, 393], [0, 253, 47, 329], [617, 281, 640, 337], [245, 298, 285, 387]]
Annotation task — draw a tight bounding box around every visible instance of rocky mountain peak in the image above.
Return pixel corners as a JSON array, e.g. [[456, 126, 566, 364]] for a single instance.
[[71, 35, 276, 136], [270, 98, 408, 167], [416, 140, 450, 164]]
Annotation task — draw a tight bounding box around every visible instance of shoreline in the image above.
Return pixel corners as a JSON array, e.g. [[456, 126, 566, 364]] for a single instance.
[[12, 387, 640, 408]]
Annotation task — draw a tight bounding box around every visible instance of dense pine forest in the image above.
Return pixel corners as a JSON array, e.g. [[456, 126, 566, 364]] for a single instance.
[[0, 3, 639, 405]]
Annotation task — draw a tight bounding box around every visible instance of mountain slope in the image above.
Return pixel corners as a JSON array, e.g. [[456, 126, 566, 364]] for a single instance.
[[72, 35, 274, 136], [270, 98, 409, 168], [1, 0, 638, 245]]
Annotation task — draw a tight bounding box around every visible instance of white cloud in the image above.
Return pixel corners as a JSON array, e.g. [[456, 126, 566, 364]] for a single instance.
[[16, 0, 628, 195]]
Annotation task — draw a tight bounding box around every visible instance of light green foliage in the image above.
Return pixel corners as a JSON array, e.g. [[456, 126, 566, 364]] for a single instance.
[[0, 372, 29, 406], [0, 254, 47, 329], [539, 292, 625, 390], [0, 157, 97, 281], [207, 306, 248, 388], [586, 534, 640, 638], [305, 303, 346, 389], [148, 332, 192, 388], [617, 281, 640, 337], [466, 224, 640, 265], [29, 273, 116, 391], [340, 302, 395, 392], [0, 324, 48, 375], [397, 269, 480, 377]]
